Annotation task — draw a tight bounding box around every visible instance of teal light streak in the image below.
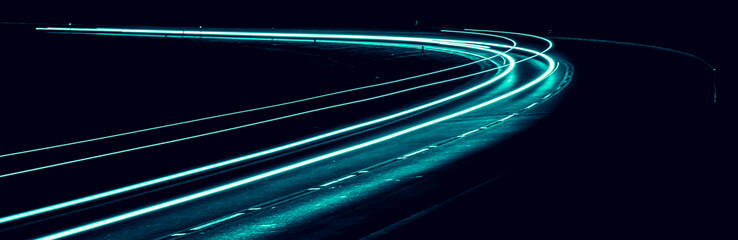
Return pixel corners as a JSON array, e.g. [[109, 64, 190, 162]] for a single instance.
[[36, 27, 470, 46], [37, 32, 556, 240], [464, 28, 554, 54], [1, 29, 514, 224], [0, 48, 496, 179], [1, 31, 514, 160], [442, 29, 553, 62], [51, 32, 166, 38]]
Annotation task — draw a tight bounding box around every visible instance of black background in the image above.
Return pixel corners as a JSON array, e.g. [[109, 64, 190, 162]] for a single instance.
[[2, 0, 730, 98], [2, 1, 730, 109], [1, 1, 731, 239], [1, 0, 729, 94]]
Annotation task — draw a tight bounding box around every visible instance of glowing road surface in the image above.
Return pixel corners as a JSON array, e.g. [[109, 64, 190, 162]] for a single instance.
[[0, 27, 571, 239]]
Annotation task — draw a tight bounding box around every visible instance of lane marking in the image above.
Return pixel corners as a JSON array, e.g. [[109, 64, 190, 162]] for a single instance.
[[320, 175, 356, 187], [524, 102, 539, 109], [499, 113, 518, 122], [189, 213, 244, 231], [458, 129, 480, 138], [401, 149, 429, 159]]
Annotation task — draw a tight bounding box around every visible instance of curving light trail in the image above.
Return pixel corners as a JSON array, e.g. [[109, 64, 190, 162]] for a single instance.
[[29, 28, 557, 240], [1, 28, 520, 225], [0, 48, 498, 179], [0, 27, 566, 240], [0, 32, 516, 160], [0, 31, 519, 179]]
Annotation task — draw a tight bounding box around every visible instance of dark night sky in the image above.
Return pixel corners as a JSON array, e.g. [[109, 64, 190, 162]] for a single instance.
[[0, 1, 730, 238], [1, 1, 726, 37], [1, 1, 729, 163], [2, 0, 728, 71], [2, 1, 731, 142]]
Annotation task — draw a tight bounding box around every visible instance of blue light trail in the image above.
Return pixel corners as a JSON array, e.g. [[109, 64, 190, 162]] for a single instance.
[[29, 28, 557, 240], [2, 28, 519, 225]]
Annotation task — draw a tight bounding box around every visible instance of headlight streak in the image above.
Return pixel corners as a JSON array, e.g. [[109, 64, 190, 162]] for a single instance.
[[1, 29, 521, 225], [35, 30, 556, 240], [443, 29, 553, 61], [449, 29, 562, 88], [0, 31, 515, 159], [0, 44, 520, 180], [0, 33, 521, 178], [0, 50, 499, 179], [36, 27, 477, 47]]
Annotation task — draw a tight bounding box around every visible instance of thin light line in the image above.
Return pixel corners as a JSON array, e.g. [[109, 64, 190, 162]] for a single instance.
[[0, 57, 502, 179], [0, 41, 502, 178], [0, 29, 515, 225], [1, 32, 514, 159], [39, 33, 557, 240]]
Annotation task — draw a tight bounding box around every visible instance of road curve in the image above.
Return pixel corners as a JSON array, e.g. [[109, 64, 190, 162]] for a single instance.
[[0, 27, 570, 239]]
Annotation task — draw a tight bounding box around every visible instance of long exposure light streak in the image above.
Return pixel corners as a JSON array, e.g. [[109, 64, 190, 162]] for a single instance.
[[35, 29, 556, 240], [0, 50, 501, 179], [0, 47, 499, 179], [0, 32, 516, 159], [0, 31, 522, 178], [1, 29, 519, 225], [444, 29, 553, 60]]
